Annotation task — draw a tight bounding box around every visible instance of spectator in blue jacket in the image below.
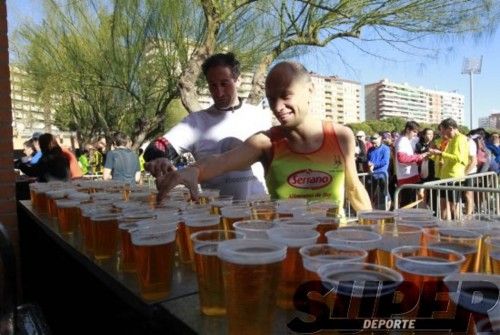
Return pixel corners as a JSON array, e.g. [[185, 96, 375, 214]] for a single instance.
[[367, 133, 391, 209], [30, 132, 43, 165], [486, 132, 500, 172]]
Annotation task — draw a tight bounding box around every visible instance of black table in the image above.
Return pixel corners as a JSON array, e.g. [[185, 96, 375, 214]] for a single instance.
[[17, 201, 306, 335]]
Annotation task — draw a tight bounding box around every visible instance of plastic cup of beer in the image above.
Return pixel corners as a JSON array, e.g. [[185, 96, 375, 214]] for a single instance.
[[425, 228, 482, 273], [298, 214, 340, 244], [373, 223, 423, 268], [131, 224, 177, 301], [32, 185, 50, 213], [358, 209, 395, 224], [46, 190, 70, 218], [210, 195, 234, 215], [251, 203, 277, 221], [459, 220, 493, 273], [276, 199, 307, 218], [220, 206, 251, 231], [90, 213, 121, 261], [191, 230, 244, 316], [176, 213, 199, 264], [233, 220, 277, 239], [55, 199, 81, 237], [197, 188, 220, 205], [485, 236, 500, 275], [392, 245, 465, 316], [117, 211, 158, 272], [308, 200, 342, 217], [443, 272, 500, 333], [217, 239, 287, 335], [317, 261, 403, 317], [267, 227, 320, 309], [357, 210, 397, 226], [299, 244, 367, 281], [326, 229, 382, 264], [184, 215, 221, 266], [78, 205, 108, 255]]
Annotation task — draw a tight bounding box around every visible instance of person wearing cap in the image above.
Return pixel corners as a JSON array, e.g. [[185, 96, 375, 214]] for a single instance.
[[145, 52, 271, 200], [149, 61, 372, 212], [367, 133, 390, 209], [30, 132, 43, 165], [354, 130, 368, 172]]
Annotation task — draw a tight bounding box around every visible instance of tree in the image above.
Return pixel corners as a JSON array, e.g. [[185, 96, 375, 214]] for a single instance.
[[13, 0, 500, 147], [17, 0, 194, 148]]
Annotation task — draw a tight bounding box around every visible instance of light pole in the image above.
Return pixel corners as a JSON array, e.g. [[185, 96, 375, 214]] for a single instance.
[[461, 56, 482, 129]]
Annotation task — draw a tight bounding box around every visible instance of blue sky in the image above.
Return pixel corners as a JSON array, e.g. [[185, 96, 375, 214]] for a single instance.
[[7, 0, 500, 128]]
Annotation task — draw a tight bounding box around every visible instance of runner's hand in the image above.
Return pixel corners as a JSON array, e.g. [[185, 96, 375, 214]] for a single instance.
[[156, 167, 200, 202]]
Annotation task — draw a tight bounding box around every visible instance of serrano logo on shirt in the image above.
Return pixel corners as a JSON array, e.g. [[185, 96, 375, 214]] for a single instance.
[[287, 169, 332, 190]]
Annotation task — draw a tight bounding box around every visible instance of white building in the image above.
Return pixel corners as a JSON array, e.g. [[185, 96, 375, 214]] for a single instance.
[[365, 79, 464, 125]]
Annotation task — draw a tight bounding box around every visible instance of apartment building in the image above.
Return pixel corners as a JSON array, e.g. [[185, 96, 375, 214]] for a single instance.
[[10, 66, 70, 149], [479, 113, 500, 129], [310, 73, 361, 124], [365, 79, 464, 125]]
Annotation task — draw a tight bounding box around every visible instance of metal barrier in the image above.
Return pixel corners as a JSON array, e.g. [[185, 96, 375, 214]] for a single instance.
[[394, 172, 500, 220]]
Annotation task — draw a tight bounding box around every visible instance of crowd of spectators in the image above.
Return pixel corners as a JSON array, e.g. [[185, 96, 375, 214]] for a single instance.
[[351, 118, 500, 215], [14, 117, 500, 217]]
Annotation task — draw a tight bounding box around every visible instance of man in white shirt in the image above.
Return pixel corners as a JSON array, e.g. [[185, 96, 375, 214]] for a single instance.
[[145, 53, 271, 199], [395, 121, 428, 207]]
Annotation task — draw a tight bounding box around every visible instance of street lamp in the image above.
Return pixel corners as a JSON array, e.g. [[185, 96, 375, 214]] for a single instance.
[[461, 56, 482, 129]]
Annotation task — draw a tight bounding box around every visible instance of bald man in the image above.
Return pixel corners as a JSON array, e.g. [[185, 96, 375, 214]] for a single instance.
[[151, 61, 372, 211]]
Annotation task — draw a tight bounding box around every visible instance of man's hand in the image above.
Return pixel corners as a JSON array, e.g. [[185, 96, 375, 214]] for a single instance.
[[156, 167, 200, 202]]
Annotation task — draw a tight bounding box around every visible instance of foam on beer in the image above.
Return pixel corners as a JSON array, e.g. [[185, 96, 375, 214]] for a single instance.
[[273, 218, 320, 229], [220, 206, 251, 218], [318, 262, 403, 297], [131, 225, 177, 246], [184, 215, 221, 227], [326, 229, 382, 250], [217, 239, 287, 265], [375, 223, 423, 252], [233, 220, 276, 239], [300, 244, 367, 272], [55, 199, 81, 208], [67, 192, 91, 202], [267, 228, 319, 247]]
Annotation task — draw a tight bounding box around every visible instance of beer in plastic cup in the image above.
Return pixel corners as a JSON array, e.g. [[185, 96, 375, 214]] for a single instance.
[[191, 230, 244, 316], [425, 228, 482, 273], [233, 220, 276, 239], [373, 222, 423, 268], [357, 210, 396, 226], [55, 199, 81, 236], [217, 239, 287, 335], [392, 245, 465, 317], [299, 244, 367, 281], [326, 229, 382, 264], [267, 227, 319, 309], [220, 206, 251, 231], [132, 224, 177, 300], [90, 213, 120, 261]]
